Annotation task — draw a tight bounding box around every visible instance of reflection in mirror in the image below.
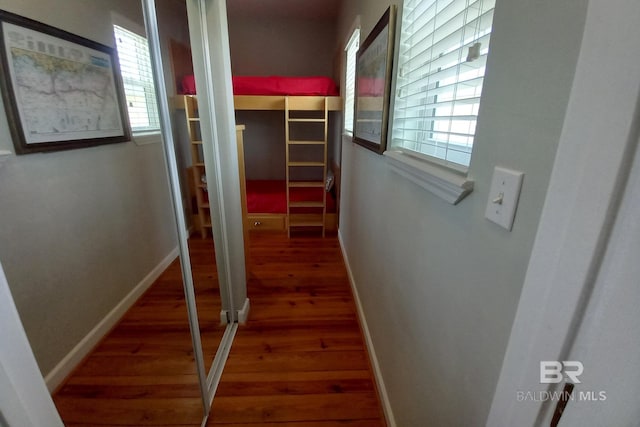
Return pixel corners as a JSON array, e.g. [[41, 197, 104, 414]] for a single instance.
[[170, 17, 228, 384], [144, 0, 236, 416], [0, 0, 244, 423], [0, 0, 240, 423]]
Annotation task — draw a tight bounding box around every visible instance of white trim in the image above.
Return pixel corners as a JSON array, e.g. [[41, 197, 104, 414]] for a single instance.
[[220, 298, 250, 324], [344, 15, 361, 47], [132, 131, 161, 146], [202, 323, 237, 426], [188, 0, 247, 321], [236, 297, 250, 324], [0, 150, 11, 169], [486, 0, 640, 424], [384, 150, 474, 204], [111, 11, 146, 38], [343, 18, 360, 134], [219, 309, 229, 325], [44, 247, 179, 392], [0, 261, 63, 426], [338, 230, 397, 427]]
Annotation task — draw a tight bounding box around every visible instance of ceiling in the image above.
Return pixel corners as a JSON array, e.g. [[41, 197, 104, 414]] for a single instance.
[[226, 0, 342, 20]]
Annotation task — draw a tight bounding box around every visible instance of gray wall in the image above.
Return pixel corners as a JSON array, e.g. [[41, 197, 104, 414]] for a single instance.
[[227, 10, 339, 180], [227, 12, 336, 77], [0, 0, 188, 376], [336, 0, 588, 425]]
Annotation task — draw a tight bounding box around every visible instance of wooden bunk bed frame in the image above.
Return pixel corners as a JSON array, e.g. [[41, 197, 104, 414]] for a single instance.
[[234, 95, 342, 111], [177, 93, 342, 234]]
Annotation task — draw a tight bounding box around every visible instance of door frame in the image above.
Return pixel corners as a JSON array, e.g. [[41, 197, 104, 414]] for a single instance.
[[0, 261, 64, 426], [486, 0, 640, 424]]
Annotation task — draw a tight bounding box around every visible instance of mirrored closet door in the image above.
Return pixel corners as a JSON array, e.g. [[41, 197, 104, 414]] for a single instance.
[[143, 0, 245, 422]]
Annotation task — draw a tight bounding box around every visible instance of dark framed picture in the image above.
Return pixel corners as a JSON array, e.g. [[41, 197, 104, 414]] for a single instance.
[[0, 9, 130, 154], [353, 5, 396, 154]]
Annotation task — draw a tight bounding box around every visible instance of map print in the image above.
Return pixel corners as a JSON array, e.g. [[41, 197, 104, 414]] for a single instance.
[[3, 21, 124, 144]]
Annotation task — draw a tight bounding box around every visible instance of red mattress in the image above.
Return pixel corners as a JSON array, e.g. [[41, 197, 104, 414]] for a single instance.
[[180, 75, 339, 96], [246, 180, 336, 214]]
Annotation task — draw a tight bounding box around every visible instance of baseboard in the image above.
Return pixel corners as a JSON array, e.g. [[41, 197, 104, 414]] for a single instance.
[[338, 231, 396, 427], [237, 298, 250, 324], [44, 247, 179, 392]]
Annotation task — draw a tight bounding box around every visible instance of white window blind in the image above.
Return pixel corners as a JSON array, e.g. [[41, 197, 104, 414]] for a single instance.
[[392, 0, 495, 167], [113, 25, 159, 133], [344, 29, 360, 134]]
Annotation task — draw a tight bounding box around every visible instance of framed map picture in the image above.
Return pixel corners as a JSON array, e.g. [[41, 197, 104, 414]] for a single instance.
[[0, 9, 130, 154], [353, 5, 396, 154]]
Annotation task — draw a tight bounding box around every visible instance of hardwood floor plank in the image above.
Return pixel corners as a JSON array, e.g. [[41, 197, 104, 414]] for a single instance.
[[211, 422, 383, 427], [227, 326, 365, 353], [216, 370, 375, 396], [209, 393, 381, 424], [62, 375, 201, 387], [56, 382, 202, 399], [71, 355, 199, 377], [54, 397, 204, 425], [223, 350, 369, 373]]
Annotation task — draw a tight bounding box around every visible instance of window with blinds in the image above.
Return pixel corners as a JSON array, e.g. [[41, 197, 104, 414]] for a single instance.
[[113, 25, 160, 133], [391, 0, 495, 167], [344, 29, 360, 134]]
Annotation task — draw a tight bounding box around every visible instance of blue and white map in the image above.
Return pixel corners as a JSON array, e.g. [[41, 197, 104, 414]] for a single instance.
[[3, 22, 124, 144]]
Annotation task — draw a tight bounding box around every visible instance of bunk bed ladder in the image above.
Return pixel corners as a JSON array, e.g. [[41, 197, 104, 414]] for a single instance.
[[285, 96, 328, 237], [184, 95, 211, 238]]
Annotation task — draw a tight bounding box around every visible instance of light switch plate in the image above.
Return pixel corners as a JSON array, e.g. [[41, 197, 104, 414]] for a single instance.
[[485, 166, 524, 231]]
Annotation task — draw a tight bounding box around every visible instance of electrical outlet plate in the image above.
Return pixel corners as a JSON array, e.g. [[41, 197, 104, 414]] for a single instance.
[[485, 166, 524, 231]]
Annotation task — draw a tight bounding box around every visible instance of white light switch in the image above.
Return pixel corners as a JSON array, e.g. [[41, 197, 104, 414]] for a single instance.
[[485, 166, 524, 231]]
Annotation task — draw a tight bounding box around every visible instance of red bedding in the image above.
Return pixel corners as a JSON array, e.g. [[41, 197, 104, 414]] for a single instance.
[[180, 75, 339, 96], [357, 77, 386, 97], [246, 180, 336, 214]]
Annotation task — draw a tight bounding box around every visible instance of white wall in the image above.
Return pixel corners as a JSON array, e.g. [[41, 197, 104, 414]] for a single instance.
[[336, 0, 588, 425], [0, 0, 188, 377]]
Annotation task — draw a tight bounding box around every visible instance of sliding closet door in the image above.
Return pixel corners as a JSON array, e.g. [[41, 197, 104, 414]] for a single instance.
[[141, 0, 210, 417], [142, 0, 247, 421], [185, 0, 248, 327]]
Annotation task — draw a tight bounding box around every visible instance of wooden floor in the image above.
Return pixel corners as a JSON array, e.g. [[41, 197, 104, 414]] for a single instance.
[[53, 232, 386, 426], [53, 238, 226, 426]]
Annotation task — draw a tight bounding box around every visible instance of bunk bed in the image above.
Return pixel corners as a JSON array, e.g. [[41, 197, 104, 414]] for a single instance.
[[176, 75, 342, 236]]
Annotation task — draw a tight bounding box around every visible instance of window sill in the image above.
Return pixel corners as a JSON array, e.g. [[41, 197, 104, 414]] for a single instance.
[[383, 150, 474, 204], [132, 131, 161, 146]]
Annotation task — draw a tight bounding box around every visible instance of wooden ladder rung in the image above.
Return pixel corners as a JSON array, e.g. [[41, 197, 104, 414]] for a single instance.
[[287, 140, 326, 145], [287, 118, 326, 123], [288, 161, 325, 167], [289, 201, 325, 208], [289, 214, 324, 227], [288, 181, 324, 188]]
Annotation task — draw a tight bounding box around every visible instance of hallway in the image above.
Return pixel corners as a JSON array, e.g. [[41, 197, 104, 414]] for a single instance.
[[209, 233, 385, 425], [53, 233, 385, 426]]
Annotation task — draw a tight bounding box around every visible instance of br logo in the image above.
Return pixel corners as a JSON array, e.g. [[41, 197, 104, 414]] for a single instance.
[[540, 361, 584, 384]]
